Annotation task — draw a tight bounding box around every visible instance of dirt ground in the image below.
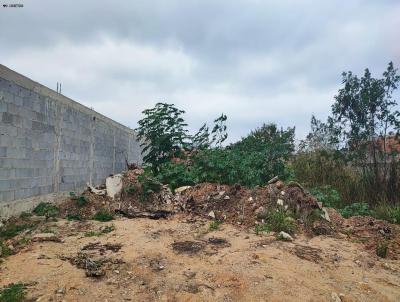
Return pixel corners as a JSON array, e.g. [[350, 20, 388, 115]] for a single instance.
[[1, 214, 400, 302]]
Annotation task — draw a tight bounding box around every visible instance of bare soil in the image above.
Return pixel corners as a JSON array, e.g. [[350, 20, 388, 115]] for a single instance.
[[1, 214, 400, 302]]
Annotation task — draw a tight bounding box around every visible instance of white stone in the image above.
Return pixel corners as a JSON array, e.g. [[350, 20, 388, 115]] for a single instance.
[[278, 231, 293, 241], [277, 199, 284, 206], [208, 211, 216, 219], [175, 186, 192, 193], [106, 174, 123, 200]]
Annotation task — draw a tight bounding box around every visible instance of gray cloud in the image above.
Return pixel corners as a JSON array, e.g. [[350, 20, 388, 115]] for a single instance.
[[1, 0, 399, 142]]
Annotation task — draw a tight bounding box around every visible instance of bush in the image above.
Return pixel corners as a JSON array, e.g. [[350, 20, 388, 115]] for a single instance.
[[339, 202, 372, 218], [308, 185, 343, 208], [265, 209, 296, 234], [67, 213, 83, 221], [373, 205, 400, 224], [70, 192, 88, 207], [33, 202, 59, 218], [92, 211, 114, 222], [254, 224, 270, 235], [157, 161, 198, 191], [0, 283, 26, 302], [137, 169, 162, 199], [209, 220, 222, 231], [0, 241, 12, 258], [0, 224, 29, 240]]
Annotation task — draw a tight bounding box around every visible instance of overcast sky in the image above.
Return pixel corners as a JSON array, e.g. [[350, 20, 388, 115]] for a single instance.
[[1, 0, 399, 142]]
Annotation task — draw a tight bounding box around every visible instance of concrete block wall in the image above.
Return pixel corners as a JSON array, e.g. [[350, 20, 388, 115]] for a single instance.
[[0, 64, 142, 217]]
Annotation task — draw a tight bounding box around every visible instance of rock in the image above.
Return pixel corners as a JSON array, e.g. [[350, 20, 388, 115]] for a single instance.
[[223, 195, 230, 200], [183, 270, 196, 279], [321, 208, 331, 222], [87, 183, 106, 196], [331, 292, 341, 302], [278, 231, 293, 241], [275, 180, 284, 189], [267, 176, 279, 184], [175, 186, 192, 193], [33, 233, 62, 242], [208, 211, 216, 219], [106, 174, 123, 200], [276, 199, 284, 206], [280, 191, 285, 196], [255, 206, 265, 215]]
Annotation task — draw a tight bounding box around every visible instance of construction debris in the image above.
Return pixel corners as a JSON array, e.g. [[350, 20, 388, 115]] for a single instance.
[[106, 174, 123, 200]]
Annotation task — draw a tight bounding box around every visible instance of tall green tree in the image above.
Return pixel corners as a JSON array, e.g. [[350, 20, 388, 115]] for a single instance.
[[135, 103, 189, 171]]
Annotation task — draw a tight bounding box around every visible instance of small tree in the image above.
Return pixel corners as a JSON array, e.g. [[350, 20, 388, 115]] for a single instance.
[[211, 113, 228, 148], [135, 103, 189, 171]]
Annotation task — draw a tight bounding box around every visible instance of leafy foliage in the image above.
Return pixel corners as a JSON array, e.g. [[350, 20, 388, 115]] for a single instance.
[[192, 123, 295, 187], [308, 185, 342, 208], [339, 202, 372, 218], [0, 283, 26, 302], [265, 209, 296, 235], [209, 220, 222, 231], [33, 202, 59, 218], [0, 224, 29, 240], [136, 103, 189, 171], [92, 211, 114, 222], [156, 161, 198, 191]]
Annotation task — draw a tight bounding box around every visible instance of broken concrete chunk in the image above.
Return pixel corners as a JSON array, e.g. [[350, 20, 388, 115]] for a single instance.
[[321, 208, 331, 222], [175, 186, 192, 193], [267, 176, 279, 184], [278, 231, 293, 241], [106, 174, 123, 200], [87, 183, 106, 196]]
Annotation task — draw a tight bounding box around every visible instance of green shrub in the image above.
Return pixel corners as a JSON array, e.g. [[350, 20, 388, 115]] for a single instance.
[[209, 220, 222, 231], [70, 192, 88, 207], [254, 224, 270, 235], [67, 214, 83, 221], [339, 202, 372, 218], [373, 205, 400, 224], [0, 224, 29, 240], [0, 283, 26, 302], [0, 241, 12, 258], [376, 241, 388, 258], [265, 209, 296, 235], [124, 185, 137, 194], [157, 161, 198, 191], [308, 185, 342, 208], [33, 202, 59, 218], [137, 170, 162, 200], [84, 224, 115, 237], [92, 211, 114, 222]]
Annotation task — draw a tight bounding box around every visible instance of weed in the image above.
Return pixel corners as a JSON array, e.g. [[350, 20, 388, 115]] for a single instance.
[[373, 205, 400, 224], [265, 209, 296, 235], [84, 224, 115, 237], [67, 213, 83, 221], [376, 241, 388, 258], [124, 185, 137, 194], [339, 202, 372, 218], [0, 241, 12, 258], [254, 224, 270, 235], [0, 283, 26, 302], [69, 192, 88, 207], [18, 212, 32, 219], [33, 202, 59, 218], [0, 224, 29, 240], [92, 211, 114, 222], [209, 220, 222, 231]]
